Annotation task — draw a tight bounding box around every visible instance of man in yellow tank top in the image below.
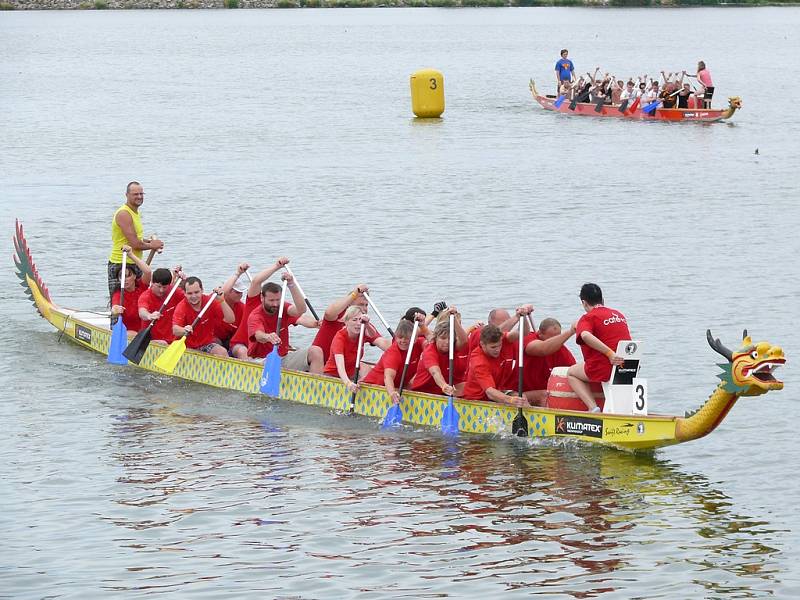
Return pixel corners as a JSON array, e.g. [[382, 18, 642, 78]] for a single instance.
[[108, 181, 164, 299]]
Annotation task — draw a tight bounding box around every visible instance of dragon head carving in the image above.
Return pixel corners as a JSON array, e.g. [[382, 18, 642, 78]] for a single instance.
[[728, 96, 743, 110], [707, 329, 785, 396]]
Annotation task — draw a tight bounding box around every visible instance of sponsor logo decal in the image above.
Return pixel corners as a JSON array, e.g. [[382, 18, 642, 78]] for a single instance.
[[556, 415, 603, 438], [602, 313, 627, 326], [612, 359, 640, 385], [75, 324, 92, 344], [624, 342, 638, 355], [637, 422, 645, 435], [604, 422, 634, 437]]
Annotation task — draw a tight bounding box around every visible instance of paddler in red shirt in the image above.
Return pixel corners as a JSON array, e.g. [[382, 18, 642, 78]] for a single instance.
[[110, 245, 152, 333], [228, 257, 290, 360], [467, 304, 534, 390], [411, 306, 470, 397], [247, 272, 324, 373], [462, 324, 527, 407], [137, 265, 186, 343], [521, 317, 577, 406], [172, 276, 235, 357], [323, 306, 379, 392], [312, 284, 390, 363], [215, 262, 251, 350], [362, 314, 426, 404], [566, 283, 631, 412]]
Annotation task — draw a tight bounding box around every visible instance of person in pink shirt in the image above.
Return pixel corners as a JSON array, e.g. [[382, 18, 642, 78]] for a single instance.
[[696, 60, 714, 108]]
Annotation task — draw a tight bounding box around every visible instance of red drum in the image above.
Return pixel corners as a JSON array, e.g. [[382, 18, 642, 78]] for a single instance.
[[545, 366, 605, 412]]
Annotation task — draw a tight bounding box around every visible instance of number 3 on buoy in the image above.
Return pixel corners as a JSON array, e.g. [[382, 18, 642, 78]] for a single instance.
[[632, 378, 648, 415]]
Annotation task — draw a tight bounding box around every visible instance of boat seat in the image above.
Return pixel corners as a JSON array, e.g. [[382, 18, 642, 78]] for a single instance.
[[601, 340, 648, 415]]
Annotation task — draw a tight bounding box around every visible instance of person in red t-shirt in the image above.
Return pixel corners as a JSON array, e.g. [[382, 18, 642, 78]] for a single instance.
[[521, 317, 577, 406], [323, 306, 379, 392], [466, 304, 534, 390], [411, 307, 469, 396], [228, 257, 290, 360], [567, 283, 631, 412], [362, 316, 426, 404], [312, 284, 390, 363], [247, 272, 324, 373], [462, 325, 527, 406], [110, 246, 152, 333], [137, 266, 186, 343], [215, 262, 251, 349], [172, 276, 235, 357]]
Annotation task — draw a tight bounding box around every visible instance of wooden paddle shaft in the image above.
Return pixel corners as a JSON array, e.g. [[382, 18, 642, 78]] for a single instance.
[[145, 234, 158, 265], [397, 320, 419, 397]]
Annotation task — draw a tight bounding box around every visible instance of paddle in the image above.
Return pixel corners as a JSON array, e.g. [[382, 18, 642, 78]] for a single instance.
[[628, 95, 641, 114], [569, 88, 590, 111], [440, 312, 460, 436], [642, 100, 661, 114], [122, 281, 182, 364], [382, 319, 419, 429], [348, 322, 367, 414], [107, 251, 128, 365], [362, 291, 395, 339], [617, 98, 629, 113], [553, 94, 566, 108], [259, 279, 288, 397], [145, 234, 159, 266], [593, 96, 605, 113], [154, 292, 220, 374], [283, 266, 320, 321], [511, 316, 529, 437]]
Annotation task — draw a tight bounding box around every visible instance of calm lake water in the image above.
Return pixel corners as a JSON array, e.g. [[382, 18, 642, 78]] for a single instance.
[[2, 7, 800, 599]]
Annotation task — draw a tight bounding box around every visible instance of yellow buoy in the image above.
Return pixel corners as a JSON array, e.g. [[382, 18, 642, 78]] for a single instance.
[[410, 68, 444, 118]]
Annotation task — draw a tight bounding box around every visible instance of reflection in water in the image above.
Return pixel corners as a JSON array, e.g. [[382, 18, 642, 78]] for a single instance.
[[104, 393, 783, 597]]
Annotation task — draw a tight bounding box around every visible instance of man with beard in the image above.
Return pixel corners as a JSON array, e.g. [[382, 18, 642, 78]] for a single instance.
[[247, 272, 324, 373]]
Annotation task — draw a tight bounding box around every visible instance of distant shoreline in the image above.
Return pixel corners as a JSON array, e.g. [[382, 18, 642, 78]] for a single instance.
[[4, 0, 800, 10]]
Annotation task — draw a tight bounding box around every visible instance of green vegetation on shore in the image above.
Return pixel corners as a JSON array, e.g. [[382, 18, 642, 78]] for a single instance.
[[3, 0, 798, 8]]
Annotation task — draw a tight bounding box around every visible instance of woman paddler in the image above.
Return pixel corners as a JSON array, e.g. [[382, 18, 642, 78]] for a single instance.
[[410, 307, 470, 397], [110, 244, 152, 333], [362, 313, 427, 404], [323, 306, 375, 393]]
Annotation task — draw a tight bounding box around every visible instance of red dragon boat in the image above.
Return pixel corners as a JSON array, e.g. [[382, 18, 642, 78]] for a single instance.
[[529, 79, 741, 123]]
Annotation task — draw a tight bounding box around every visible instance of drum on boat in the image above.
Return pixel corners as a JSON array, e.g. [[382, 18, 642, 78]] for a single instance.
[[545, 366, 605, 412]]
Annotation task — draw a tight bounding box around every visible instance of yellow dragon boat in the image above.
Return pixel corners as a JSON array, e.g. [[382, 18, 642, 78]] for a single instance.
[[14, 220, 786, 452]]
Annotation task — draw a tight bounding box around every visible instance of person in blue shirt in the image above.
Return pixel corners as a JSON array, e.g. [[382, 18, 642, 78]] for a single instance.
[[554, 49, 575, 93]]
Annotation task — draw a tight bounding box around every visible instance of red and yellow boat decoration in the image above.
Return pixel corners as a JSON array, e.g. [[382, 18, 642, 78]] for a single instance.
[[529, 79, 741, 123], [14, 220, 784, 452]]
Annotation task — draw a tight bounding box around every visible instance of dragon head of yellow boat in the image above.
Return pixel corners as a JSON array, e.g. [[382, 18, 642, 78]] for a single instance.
[[707, 329, 785, 396]]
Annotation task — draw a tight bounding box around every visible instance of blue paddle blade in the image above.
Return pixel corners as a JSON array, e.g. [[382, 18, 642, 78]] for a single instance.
[[554, 94, 566, 108], [382, 403, 403, 429], [441, 397, 460, 436], [259, 348, 282, 396], [107, 320, 128, 365], [643, 101, 660, 114]]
